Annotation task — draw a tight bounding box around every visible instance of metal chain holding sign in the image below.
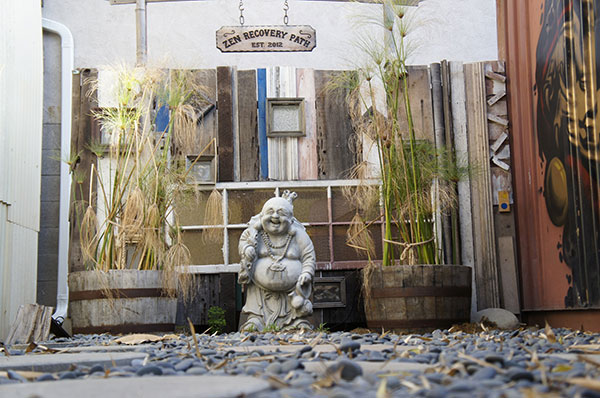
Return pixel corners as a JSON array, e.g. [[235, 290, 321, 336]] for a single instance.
[[239, 0, 244, 25], [283, 0, 289, 25]]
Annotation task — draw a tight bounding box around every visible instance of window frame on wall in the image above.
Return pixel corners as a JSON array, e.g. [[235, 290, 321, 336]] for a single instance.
[[179, 179, 382, 273]]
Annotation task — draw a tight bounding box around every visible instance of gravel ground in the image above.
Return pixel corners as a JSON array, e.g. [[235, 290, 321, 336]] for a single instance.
[[2, 326, 600, 397]]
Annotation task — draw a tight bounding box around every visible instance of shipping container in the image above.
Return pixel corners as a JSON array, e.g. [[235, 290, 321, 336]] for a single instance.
[[499, 0, 600, 329]]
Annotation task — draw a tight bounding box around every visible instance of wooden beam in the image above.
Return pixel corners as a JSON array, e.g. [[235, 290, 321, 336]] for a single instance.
[[464, 62, 500, 311], [314, 70, 355, 180], [217, 66, 234, 182], [257, 69, 268, 179], [110, 0, 410, 4], [237, 70, 259, 181], [297, 68, 318, 180], [69, 69, 98, 273]]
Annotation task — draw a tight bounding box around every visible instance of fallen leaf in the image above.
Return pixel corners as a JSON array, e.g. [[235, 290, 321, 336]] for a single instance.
[[568, 344, 600, 351], [400, 380, 420, 392], [376, 378, 390, 398], [25, 342, 37, 353], [210, 358, 228, 370], [577, 355, 600, 368], [0, 370, 45, 380], [312, 367, 342, 389], [545, 321, 557, 343], [551, 364, 573, 373], [521, 387, 561, 398], [113, 334, 164, 345], [266, 374, 290, 389], [457, 352, 506, 374], [566, 378, 600, 392], [309, 333, 323, 348], [240, 334, 251, 343], [188, 318, 203, 359]]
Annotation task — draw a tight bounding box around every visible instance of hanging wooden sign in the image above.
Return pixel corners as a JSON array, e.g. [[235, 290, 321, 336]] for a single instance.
[[216, 25, 316, 53]]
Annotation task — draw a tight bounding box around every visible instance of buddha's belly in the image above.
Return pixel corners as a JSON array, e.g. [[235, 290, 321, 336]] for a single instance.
[[253, 257, 302, 292]]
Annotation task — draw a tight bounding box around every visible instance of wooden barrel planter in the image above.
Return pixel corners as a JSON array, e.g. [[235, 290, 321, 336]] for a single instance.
[[69, 270, 177, 334], [364, 264, 471, 331]]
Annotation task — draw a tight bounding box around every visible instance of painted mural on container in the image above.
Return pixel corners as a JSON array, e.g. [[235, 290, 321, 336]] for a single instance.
[[535, 0, 600, 307]]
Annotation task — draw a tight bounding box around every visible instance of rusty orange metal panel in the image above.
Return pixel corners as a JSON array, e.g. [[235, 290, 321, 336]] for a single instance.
[[502, 0, 600, 313]]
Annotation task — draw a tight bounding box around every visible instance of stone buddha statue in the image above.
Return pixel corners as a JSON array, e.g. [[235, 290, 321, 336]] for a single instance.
[[237, 190, 315, 331]]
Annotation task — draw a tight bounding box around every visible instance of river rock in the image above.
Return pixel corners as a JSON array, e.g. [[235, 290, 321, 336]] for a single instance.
[[472, 308, 520, 329]]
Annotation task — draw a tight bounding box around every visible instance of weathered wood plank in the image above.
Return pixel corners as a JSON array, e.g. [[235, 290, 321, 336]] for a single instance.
[[397, 66, 435, 141], [237, 70, 259, 181], [219, 273, 237, 332], [450, 62, 475, 287], [267, 66, 299, 180], [422, 266, 435, 320], [487, 89, 506, 107], [487, 113, 509, 126], [314, 70, 355, 179], [33, 306, 53, 342], [69, 69, 98, 273], [497, 236, 520, 313], [193, 69, 217, 157], [6, 304, 53, 345], [464, 62, 500, 310], [217, 66, 234, 182], [485, 70, 506, 83], [297, 68, 318, 180]]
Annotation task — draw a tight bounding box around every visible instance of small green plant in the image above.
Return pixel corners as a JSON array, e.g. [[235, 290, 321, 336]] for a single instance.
[[263, 323, 281, 333], [316, 323, 330, 333], [207, 306, 226, 334]]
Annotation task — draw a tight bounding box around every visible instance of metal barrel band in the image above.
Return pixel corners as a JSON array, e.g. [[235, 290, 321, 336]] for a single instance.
[[72, 323, 175, 335], [69, 288, 174, 301], [370, 286, 471, 299], [367, 318, 470, 329]]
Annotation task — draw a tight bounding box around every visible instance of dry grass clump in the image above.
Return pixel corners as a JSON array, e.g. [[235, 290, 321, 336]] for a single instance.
[[78, 66, 213, 302], [338, 0, 469, 271]]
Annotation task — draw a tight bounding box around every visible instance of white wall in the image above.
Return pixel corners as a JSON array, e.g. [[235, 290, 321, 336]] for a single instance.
[[42, 0, 498, 70], [0, 0, 44, 340]]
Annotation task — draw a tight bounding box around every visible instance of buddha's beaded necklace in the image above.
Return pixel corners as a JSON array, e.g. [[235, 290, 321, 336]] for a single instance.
[[261, 231, 293, 263]]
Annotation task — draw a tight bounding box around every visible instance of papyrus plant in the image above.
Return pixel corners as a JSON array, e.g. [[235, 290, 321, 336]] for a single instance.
[[80, 66, 213, 300], [342, 0, 468, 266]]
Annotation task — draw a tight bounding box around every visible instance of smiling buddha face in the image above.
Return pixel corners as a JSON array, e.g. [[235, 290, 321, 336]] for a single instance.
[[260, 197, 294, 236]]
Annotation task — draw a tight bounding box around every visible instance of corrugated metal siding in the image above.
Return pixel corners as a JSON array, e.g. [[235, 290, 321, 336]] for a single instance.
[[1, 2, 44, 229], [0, 0, 44, 340], [501, 0, 600, 310]]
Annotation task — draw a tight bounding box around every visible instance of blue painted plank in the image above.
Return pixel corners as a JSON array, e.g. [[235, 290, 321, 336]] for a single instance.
[[257, 68, 268, 179], [155, 105, 170, 133]]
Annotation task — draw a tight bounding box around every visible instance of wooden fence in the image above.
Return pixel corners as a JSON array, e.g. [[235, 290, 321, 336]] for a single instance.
[[68, 62, 520, 330]]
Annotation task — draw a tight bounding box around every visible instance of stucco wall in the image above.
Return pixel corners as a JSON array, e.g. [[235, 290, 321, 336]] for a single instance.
[[42, 0, 498, 70]]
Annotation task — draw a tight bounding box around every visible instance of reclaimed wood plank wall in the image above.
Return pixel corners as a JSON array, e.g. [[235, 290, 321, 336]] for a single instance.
[[69, 69, 98, 273], [484, 61, 520, 314], [212, 66, 355, 183], [464, 62, 500, 311], [237, 70, 259, 182], [397, 66, 435, 142], [194, 69, 217, 159], [297, 69, 319, 180], [267, 66, 299, 180], [217, 67, 235, 182], [314, 70, 355, 180]]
